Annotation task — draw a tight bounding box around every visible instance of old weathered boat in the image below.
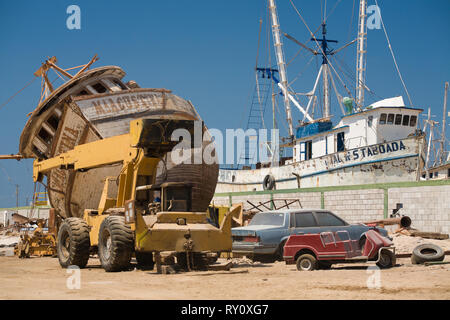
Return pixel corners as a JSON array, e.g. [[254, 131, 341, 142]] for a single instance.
[[216, 0, 426, 193], [19, 56, 218, 218]]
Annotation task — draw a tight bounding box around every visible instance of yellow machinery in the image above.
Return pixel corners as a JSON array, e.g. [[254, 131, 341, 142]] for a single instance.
[[15, 219, 57, 258], [33, 119, 239, 272]]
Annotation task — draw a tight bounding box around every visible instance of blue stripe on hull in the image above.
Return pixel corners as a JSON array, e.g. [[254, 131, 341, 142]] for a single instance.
[[218, 153, 419, 185]]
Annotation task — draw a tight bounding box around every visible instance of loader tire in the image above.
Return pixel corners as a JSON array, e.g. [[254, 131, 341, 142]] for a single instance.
[[136, 251, 154, 270], [98, 216, 134, 272], [57, 218, 90, 268], [411, 244, 444, 264]]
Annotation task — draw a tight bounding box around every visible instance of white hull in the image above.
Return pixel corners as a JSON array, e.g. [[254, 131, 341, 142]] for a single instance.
[[217, 136, 425, 193]]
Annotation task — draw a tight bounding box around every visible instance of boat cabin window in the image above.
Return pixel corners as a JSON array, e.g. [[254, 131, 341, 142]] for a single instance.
[[387, 114, 395, 125], [305, 140, 312, 160], [368, 116, 373, 127], [91, 82, 108, 94], [402, 115, 410, 126], [380, 113, 417, 127], [336, 132, 345, 152]]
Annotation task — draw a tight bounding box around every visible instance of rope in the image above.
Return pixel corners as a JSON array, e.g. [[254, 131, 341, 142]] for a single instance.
[[346, 0, 356, 42], [324, 0, 343, 23], [374, 0, 413, 106], [0, 77, 37, 111]]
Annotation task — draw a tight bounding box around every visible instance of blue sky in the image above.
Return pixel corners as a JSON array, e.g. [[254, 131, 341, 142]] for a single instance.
[[0, 0, 449, 208]]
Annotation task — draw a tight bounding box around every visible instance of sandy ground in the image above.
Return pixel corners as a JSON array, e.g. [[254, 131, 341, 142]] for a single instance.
[[0, 255, 449, 300]]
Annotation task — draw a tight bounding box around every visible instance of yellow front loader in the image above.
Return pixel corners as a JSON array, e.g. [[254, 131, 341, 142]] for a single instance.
[[33, 119, 238, 272]]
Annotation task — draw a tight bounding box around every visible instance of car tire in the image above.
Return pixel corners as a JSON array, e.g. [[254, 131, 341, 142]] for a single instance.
[[275, 240, 287, 261], [376, 249, 396, 269], [296, 254, 318, 271], [411, 244, 444, 264]]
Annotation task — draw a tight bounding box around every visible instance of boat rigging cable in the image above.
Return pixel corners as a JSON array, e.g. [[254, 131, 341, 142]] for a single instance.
[[0, 77, 37, 111], [374, 0, 413, 106], [288, 0, 357, 112]]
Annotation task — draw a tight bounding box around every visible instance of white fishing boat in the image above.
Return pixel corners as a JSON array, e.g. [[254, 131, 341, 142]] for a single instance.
[[217, 0, 426, 193]]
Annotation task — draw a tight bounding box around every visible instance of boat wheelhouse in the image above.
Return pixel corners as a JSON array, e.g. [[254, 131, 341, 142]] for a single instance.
[[293, 97, 422, 163]]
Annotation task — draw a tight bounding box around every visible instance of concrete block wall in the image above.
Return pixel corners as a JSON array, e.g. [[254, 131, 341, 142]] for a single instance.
[[388, 185, 450, 234], [213, 182, 450, 234], [272, 192, 321, 210], [324, 189, 384, 224], [227, 194, 271, 211]]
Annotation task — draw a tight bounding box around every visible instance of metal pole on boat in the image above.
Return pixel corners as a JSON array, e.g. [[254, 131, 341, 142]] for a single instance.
[[323, 64, 330, 118], [356, 0, 367, 109], [268, 0, 294, 139]]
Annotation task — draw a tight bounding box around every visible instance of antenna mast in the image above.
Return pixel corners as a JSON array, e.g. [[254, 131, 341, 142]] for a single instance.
[[356, 0, 367, 109], [268, 0, 294, 138]]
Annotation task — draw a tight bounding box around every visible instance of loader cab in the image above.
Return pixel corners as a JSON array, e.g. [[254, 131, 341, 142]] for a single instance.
[[160, 182, 193, 212]]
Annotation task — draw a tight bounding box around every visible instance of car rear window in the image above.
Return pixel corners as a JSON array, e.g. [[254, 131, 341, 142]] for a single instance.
[[249, 212, 285, 226], [315, 212, 346, 226], [295, 212, 317, 227]]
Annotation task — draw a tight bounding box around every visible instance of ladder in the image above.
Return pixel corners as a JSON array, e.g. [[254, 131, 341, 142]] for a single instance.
[[237, 70, 273, 168]]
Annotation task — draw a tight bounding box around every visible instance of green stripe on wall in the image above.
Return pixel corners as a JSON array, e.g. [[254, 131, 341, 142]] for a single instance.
[[214, 179, 450, 198]]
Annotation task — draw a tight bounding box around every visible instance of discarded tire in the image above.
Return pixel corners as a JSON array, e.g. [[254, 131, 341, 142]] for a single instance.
[[411, 244, 445, 264], [98, 216, 134, 272], [57, 217, 90, 268], [263, 175, 275, 191]]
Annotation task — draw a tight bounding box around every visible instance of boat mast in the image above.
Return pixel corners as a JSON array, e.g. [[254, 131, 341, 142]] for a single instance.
[[312, 23, 338, 119], [356, 0, 367, 109], [440, 82, 449, 164], [268, 0, 294, 138]]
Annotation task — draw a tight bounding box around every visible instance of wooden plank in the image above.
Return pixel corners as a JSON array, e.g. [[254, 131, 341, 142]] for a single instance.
[[409, 231, 449, 240]]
